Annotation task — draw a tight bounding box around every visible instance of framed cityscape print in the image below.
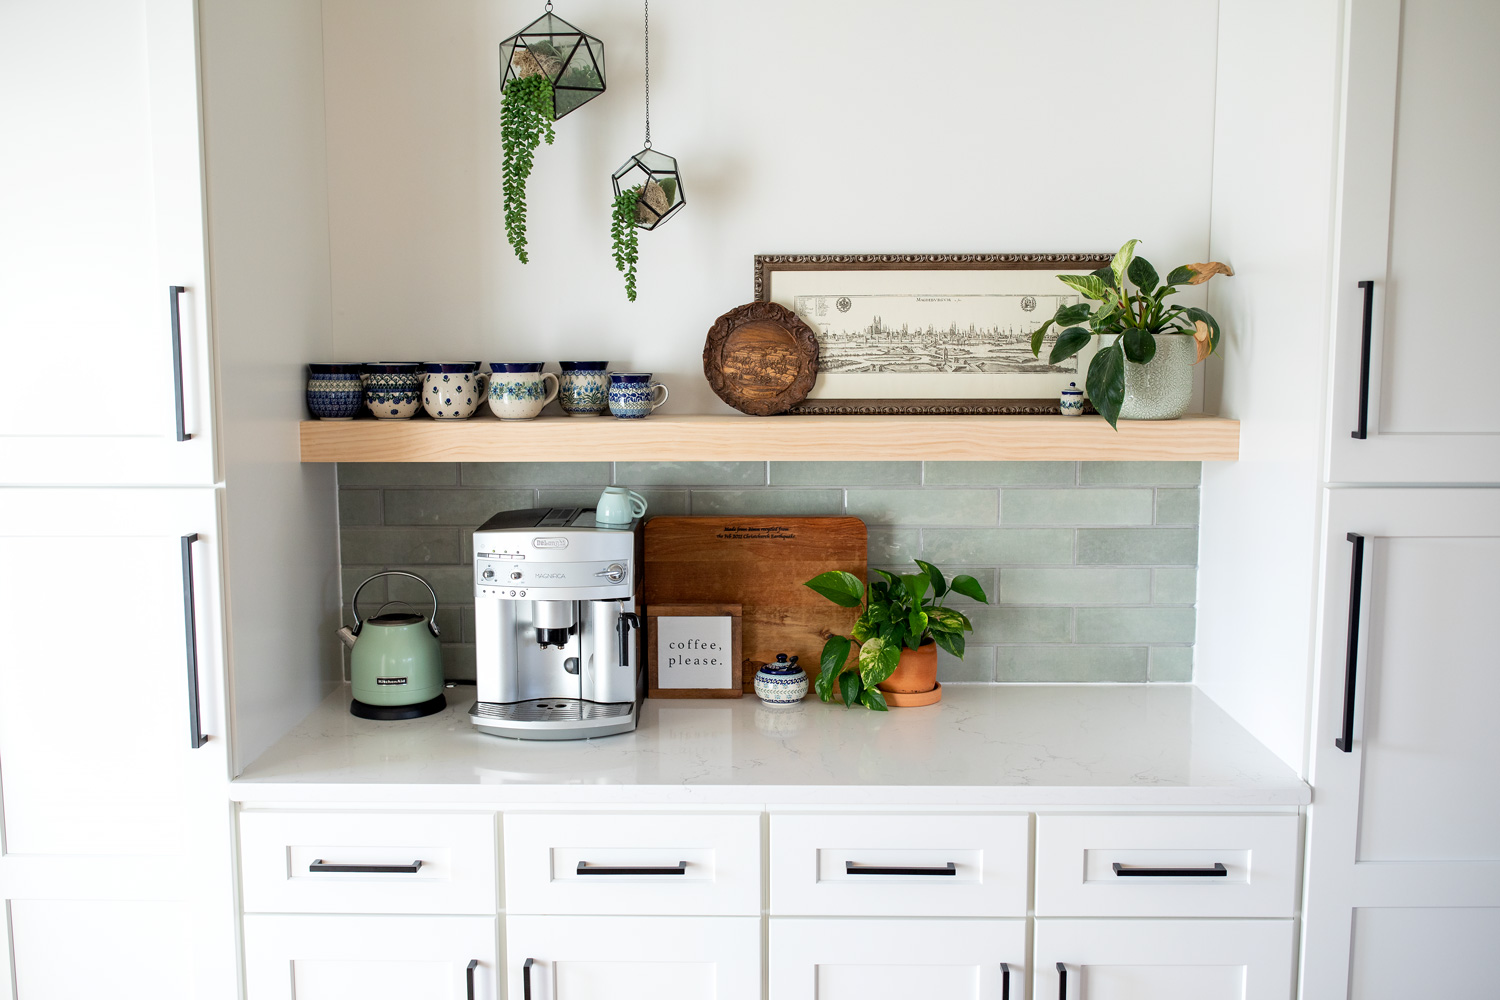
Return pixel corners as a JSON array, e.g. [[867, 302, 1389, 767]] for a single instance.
[[754, 253, 1113, 414]]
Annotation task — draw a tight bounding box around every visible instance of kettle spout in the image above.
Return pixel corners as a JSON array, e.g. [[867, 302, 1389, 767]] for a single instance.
[[336, 626, 357, 649]]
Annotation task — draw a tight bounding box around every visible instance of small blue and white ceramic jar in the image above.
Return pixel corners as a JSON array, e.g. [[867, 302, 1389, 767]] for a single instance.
[[608, 372, 669, 419], [421, 362, 488, 420], [754, 654, 809, 705], [362, 362, 422, 420], [558, 361, 610, 416], [1060, 381, 1085, 417], [488, 363, 560, 420], [306, 363, 364, 420]]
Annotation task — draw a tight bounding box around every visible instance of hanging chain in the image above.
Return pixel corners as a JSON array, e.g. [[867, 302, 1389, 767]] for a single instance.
[[544, 1, 552, 11], [642, 0, 651, 148]]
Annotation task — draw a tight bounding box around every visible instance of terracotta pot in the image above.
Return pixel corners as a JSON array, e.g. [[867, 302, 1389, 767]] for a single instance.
[[877, 642, 938, 695]]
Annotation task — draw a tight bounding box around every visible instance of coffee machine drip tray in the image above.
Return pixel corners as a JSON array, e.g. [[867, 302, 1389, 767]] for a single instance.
[[468, 699, 637, 741]]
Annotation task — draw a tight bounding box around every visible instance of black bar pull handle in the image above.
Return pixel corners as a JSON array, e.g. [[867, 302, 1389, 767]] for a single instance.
[[308, 859, 423, 873], [576, 861, 686, 876], [466, 959, 478, 1000], [1000, 962, 1010, 1000], [181, 533, 207, 749], [1336, 531, 1366, 751], [1113, 862, 1227, 877], [1351, 280, 1374, 439], [523, 958, 534, 1000], [168, 285, 192, 442], [1057, 962, 1068, 1000], [845, 862, 957, 876]]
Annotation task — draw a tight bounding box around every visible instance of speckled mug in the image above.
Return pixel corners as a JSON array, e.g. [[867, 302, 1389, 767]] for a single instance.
[[487, 363, 559, 420], [421, 363, 488, 420], [362, 362, 422, 420]]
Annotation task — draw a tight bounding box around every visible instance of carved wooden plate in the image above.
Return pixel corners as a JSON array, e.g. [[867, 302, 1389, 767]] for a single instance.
[[702, 301, 819, 416]]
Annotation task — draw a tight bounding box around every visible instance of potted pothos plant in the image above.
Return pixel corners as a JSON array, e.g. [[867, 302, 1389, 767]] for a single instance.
[[501, 72, 557, 263], [1030, 239, 1233, 427], [804, 560, 988, 711]]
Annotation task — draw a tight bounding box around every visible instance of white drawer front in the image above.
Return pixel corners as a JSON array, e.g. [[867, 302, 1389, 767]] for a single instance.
[[1035, 813, 1299, 918], [503, 812, 761, 916], [770, 813, 1028, 917], [239, 810, 497, 915]]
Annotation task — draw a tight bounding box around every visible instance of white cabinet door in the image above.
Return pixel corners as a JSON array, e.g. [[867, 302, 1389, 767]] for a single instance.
[[506, 915, 760, 1000], [243, 914, 498, 1000], [770, 918, 1025, 1000], [1301, 488, 1500, 999], [8, 900, 192, 1000], [0, 0, 216, 486], [1035, 919, 1294, 1000], [1324, 0, 1500, 482], [0, 488, 235, 999]]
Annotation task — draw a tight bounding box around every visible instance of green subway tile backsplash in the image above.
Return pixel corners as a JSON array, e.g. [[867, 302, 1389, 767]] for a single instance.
[[337, 460, 1200, 684]]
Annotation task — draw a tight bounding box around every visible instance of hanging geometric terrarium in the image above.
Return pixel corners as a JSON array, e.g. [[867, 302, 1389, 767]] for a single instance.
[[498, 7, 606, 120], [610, 148, 686, 231]]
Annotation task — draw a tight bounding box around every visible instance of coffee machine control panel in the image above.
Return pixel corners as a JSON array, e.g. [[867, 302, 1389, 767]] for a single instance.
[[474, 556, 632, 600]]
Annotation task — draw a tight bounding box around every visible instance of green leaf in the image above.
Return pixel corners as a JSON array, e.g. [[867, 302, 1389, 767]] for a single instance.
[[804, 571, 864, 608], [1122, 328, 1157, 364], [859, 687, 889, 711], [1166, 264, 1196, 287], [859, 638, 902, 688], [1086, 341, 1127, 429], [1090, 265, 1117, 289], [1184, 306, 1221, 352], [851, 618, 874, 643], [818, 635, 851, 685], [928, 607, 972, 633], [948, 574, 989, 604], [908, 608, 929, 639], [1055, 302, 1092, 326], [1030, 318, 1054, 357], [913, 559, 947, 598], [1048, 326, 1093, 365], [839, 670, 860, 707], [1110, 239, 1140, 291], [933, 629, 965, 659], [1058, 274, 1109, 301], [1127, 256, 1159, 295], [900, 573, 930, 605], [873, 568, 901, 587]]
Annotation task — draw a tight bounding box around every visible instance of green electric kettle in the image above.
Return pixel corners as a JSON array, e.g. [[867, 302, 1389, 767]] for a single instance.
[[336, 571, 447, 720]]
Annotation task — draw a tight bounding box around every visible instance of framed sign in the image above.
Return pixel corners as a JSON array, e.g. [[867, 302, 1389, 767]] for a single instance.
[[754, 252, 1112, 414], [647, 603, 743, 699]]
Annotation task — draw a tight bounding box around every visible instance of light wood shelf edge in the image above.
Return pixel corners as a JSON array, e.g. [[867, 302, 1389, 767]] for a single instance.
[[299, 413, 1239, 463]]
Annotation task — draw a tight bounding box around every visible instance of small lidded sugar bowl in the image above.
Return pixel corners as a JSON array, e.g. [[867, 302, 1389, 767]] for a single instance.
[[1060, 381, 1085, 417], [754, 653, 808, 705]]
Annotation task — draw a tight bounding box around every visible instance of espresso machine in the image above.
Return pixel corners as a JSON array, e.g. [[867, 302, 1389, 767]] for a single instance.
[[469, 507, 642, 739]]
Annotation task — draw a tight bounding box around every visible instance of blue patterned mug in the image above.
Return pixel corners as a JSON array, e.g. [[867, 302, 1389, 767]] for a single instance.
[[306, 363, 364, 420], [362, 362, 422, 420], [488, 363, 559, 420], [608, 372, 669, 419], [558, 361, 610, 417], [422, 362, 488, 420]]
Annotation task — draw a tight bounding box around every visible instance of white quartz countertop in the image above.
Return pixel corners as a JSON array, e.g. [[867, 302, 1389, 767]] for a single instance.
[[232, 683, 1308, 806]]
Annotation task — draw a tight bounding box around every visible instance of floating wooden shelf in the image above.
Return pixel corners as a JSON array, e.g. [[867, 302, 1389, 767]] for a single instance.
[[299, 413, 1239, 463]]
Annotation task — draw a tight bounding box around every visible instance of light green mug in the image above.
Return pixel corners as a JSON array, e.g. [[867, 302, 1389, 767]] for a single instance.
[[596, 486, 647, 525]]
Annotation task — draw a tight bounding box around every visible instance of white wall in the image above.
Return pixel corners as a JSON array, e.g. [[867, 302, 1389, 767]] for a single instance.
[[1196, 0, 1343, 773], [321, 0, 1222, 412]]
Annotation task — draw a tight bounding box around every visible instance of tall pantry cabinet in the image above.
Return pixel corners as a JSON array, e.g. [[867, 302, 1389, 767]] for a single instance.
[[0, 2, 340, 997]]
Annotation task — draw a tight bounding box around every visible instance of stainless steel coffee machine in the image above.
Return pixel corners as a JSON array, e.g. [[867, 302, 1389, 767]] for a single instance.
[[469, 507, 642, 739]]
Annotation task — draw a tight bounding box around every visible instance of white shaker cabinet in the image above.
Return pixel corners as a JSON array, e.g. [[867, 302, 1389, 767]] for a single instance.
[[0, 488, 236, 998], [1300, 488, 1500, 998], [1323, 0, 1500, 483], [0, 0, 216, 486]]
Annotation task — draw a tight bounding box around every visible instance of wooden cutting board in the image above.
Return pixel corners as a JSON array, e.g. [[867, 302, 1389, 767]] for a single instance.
[[643, 517, 866, 692]]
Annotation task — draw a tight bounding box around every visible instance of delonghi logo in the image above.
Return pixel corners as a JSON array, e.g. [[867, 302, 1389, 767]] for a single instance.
[[533, 537, 569, 549], [535, 572, 566, 579]]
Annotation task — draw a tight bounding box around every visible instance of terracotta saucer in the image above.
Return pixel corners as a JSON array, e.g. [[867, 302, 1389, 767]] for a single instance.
[[882, 681, 942, 708]]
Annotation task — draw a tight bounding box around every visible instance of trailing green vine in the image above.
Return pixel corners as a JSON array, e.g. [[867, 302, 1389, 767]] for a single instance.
[[500, 74, 556, 263], [611, 187, 641, 301]]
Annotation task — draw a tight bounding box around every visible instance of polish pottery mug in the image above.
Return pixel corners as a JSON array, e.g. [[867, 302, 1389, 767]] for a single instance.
[[558, 361, 610, 416], [488, 363, 559, 420], [362, 362, 422, 420], [595, 486, 648, 525], [306, 363, 364, 420], [422, 363, 488, 420], [608, 373, 669, 419]]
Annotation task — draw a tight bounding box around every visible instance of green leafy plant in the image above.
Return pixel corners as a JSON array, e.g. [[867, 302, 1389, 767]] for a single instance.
[[611, 187, 641, 302], [803, 560, 988, 711], [500, 74, 557, 263], [1029, 239, 1234, 428]]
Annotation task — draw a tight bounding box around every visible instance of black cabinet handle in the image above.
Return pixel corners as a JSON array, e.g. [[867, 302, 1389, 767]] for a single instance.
[[845, 862, 956, 876], [1057, 962, 1068, 1000], [1000, 962, 1010, 1000], [181, 533, 207, 749], [168, 285, 192, 442], [523, 958, 534, 1000], [308, 859, 423, 873], [576, 861, 686, 875], [1336, 531, 1366, 751], [1351, 280, 1374, 439], [1112, 862, 1227, 877], [466, 959, 478, 1000]]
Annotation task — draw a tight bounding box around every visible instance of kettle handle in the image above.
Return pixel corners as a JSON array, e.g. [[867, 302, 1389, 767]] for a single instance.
[[349, 571, 441, 639]]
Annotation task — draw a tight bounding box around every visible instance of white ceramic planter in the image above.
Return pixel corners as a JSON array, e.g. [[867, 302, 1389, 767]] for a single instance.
[[1120, 334, 1195, 420]]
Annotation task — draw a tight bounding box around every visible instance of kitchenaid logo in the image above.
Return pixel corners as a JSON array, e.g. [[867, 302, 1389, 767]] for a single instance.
[[376, 677, 407, 686], [533, 537, 569, 549]]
